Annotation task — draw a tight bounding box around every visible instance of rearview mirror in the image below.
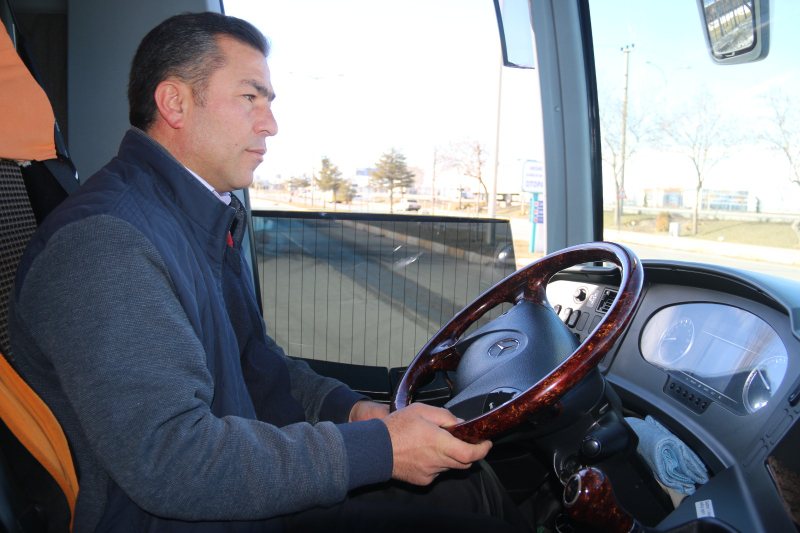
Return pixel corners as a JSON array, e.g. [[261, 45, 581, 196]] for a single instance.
[[493, 0, 536, 69], [696, 0, 770, 64]]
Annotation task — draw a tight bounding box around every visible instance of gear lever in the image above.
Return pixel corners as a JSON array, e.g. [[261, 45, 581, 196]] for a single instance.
[[563, 467, 644, 533]]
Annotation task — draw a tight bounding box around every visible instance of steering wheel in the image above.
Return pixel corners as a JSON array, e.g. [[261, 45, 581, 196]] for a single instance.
[[391, 241, 644, 444]]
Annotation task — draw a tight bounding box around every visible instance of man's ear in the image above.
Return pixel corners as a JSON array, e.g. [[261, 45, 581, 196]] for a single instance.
[[154, 80, 191, 129]]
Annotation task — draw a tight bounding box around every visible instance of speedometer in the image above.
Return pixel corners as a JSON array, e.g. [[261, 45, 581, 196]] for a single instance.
[[658, 317, 694, 365], [743, 356, 789, 414]]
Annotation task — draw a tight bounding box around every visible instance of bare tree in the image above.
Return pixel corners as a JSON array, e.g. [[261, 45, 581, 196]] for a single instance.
[[760, 90, 800, 242], [760, 90, 800, 188], [660, 90, 737, 236], [443, 139, 489, 213], [599, 88, 658, 228]]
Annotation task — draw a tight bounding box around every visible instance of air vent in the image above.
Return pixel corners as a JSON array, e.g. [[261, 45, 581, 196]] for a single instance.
[[596, 289, 618, 314]]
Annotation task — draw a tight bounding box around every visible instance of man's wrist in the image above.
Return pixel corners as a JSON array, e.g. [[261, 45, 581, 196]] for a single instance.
[[349, 399, 390, 423], [318, 385, 368, 424]]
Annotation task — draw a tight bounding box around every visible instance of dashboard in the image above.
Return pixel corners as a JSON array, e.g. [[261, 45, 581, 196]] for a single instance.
[[545, 260, 800, 532]]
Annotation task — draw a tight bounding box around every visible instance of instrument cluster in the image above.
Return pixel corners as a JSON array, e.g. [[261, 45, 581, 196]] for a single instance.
[[640, 303, 789, 415]]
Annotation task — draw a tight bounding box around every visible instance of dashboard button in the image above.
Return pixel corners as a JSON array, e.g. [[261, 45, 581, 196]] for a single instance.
[[567, 310, 581, 328], [575, 312, 590, 331], [553, 304, 562, 315], [560, 307, 573, 323]]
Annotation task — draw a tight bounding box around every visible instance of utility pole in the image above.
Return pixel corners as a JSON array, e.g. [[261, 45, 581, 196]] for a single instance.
[[432, 147, 437, 215], [617, 44, 634, 230], [489, 54, 503, 218]]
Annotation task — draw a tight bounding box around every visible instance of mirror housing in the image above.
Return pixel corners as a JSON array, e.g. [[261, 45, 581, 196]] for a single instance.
[[493, 0, 536, 69], [696, 0, 770, 64]]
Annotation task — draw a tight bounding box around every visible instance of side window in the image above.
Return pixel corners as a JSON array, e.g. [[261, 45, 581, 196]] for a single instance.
[[253, 215, 516, 367]]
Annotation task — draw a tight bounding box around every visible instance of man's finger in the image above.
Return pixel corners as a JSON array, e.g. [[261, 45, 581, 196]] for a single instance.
[[444, 438, 492, 465], [407, 402, 461, 428]]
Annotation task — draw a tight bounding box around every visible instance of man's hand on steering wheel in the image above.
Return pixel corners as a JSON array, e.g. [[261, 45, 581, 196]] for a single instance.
[[382, 403, 492, 485]]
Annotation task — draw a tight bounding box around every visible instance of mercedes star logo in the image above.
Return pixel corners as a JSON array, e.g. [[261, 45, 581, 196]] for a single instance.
[[488, 338, 520, 357]]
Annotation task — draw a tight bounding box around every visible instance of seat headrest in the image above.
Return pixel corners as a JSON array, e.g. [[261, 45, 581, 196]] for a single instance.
[[0, 27, 56, 162]]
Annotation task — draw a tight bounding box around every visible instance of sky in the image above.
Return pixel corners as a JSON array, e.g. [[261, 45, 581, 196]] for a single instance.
[[589, 0, 800, 212], [223, 0, 800, 212], [222, 0, 542, 193]]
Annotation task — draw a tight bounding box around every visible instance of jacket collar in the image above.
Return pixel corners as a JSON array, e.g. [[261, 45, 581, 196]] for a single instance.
[[119, 128, 239, 253]]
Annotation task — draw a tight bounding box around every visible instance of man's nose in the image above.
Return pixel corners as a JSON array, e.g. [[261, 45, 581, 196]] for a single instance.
[[257, 106, 278, 137]]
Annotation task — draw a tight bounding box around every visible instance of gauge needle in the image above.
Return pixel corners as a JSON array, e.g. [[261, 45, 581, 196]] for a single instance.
[[757, 367, 770, 390], [663, 337, 676, 341]]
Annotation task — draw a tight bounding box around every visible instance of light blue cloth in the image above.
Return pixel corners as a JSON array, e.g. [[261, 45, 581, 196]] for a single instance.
[[626, 416, 709, 495]]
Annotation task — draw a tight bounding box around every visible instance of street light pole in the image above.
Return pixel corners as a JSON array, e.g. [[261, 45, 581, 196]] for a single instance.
[[489, 54, 503, 218], [432, 147, 437, 215], [617, 44, 634, 230]]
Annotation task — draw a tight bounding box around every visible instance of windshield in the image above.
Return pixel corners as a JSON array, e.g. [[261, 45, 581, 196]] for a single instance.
[[223, 0, 799, 282], [590, 0, 800, 281]]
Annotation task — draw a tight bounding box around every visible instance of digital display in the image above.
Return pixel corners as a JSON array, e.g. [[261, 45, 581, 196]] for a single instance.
[[673, 336, 746, 399]]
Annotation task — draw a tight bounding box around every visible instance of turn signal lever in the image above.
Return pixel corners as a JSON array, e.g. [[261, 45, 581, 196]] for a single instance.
[[563, 467, 643, 533]]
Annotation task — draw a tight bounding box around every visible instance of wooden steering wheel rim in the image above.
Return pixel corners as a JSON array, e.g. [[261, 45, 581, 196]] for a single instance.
[[390, 241, 644, 444]]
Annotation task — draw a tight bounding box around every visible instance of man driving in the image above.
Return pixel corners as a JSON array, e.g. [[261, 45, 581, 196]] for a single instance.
[[8, 11, 530, 533]]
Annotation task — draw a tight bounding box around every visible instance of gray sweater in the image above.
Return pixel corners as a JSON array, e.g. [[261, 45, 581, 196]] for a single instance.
[[9, 129, 393, 532]]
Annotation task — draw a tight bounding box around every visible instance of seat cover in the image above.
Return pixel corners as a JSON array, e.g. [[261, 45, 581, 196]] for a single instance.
[[0, 351, 78, 528], [0, 26, 56, 161]]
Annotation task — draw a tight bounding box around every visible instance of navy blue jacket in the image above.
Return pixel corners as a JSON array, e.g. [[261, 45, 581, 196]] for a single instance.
[[10, 128, 392, 532]]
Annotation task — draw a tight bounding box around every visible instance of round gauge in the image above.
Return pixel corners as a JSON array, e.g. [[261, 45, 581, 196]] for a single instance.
[[743, 355, 789, 414], [658, 318, 694, 365]]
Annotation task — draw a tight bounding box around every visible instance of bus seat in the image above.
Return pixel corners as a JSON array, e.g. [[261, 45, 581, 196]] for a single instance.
[[1, 16, 78, 533]]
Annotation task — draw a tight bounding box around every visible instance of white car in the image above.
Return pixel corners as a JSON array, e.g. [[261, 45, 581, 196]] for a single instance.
[[393, 198, 421, 211]]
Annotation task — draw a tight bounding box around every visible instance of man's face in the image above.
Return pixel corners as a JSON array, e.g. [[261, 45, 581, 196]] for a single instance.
[[182, 36, 277, 193]]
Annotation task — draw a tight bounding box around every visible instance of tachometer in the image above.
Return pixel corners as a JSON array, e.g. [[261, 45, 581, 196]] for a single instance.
[[743, 356, 789, 414], [658, 317, 694, 364]]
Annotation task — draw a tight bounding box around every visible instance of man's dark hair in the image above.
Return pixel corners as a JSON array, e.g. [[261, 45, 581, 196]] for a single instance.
[[128, 11, 269, 131]]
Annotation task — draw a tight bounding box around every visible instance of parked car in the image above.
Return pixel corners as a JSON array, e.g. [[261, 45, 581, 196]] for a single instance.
[[393, 198, 421, 211]]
